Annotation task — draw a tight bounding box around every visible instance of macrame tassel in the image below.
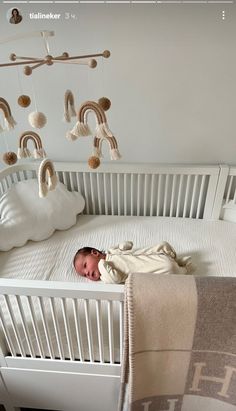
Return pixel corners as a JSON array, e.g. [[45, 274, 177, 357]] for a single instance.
[[17, 147, 31, 159], [5, 116, 17, 130], [74, 121, 91, 137], [110, 148, 121, 160], [33, 148, 47, 159], [67, 122, 91, 140], [96, 123, 113, 139], [66, 131, 78, 141]]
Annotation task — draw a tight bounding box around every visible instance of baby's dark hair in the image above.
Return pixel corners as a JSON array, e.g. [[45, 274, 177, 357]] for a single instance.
[[73, 247, 102, 269]]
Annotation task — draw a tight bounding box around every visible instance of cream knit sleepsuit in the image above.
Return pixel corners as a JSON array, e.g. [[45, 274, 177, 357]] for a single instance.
[[98, 241, 194, 284]]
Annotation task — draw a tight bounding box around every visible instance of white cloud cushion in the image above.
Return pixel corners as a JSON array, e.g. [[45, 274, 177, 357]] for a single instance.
[[0, 179, 85, 251]]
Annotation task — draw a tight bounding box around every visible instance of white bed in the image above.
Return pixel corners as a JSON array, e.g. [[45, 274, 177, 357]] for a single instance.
[[0, 162, 236, 411]]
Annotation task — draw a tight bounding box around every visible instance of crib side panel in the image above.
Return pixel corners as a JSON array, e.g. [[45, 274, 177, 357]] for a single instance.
[[0, 280, 124, 365], [0, 162, 223, 219]]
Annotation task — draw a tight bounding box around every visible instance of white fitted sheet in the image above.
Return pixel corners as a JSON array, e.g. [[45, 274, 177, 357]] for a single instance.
[[1, 215, 236, 360], [1, 215, 236, 280]]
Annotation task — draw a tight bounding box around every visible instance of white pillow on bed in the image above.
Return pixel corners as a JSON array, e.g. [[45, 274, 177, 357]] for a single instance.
[[0, 179, 85, 251]]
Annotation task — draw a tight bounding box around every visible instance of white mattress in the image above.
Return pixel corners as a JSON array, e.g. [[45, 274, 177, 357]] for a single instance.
[[1, 215, 236, 280], [1, 215, 236, 361]]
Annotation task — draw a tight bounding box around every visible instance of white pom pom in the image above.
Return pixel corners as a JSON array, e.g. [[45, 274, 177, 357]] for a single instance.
[[28, 112, 47, 129]]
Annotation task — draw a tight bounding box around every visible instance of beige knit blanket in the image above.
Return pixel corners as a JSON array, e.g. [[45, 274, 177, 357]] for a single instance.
[[119, 273, 236, 411]]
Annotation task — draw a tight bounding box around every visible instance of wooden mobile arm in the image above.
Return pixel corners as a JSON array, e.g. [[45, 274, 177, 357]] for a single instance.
[[0, 50, 111, 76]]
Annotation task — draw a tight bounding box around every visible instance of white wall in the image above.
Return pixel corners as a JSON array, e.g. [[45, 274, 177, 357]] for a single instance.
[[0, 3, 235, 168]]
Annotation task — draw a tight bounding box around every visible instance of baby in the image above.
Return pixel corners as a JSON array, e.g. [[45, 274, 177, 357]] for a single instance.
[[73, 241, 194, 284]]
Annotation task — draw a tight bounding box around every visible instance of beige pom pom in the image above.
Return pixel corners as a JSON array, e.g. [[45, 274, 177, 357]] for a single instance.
[[28, 112, 47, 129], [88, 156, 100, 169], [98, 97, 111, 111], [3, 152, 17, 165], [18, 95, 31, 108]]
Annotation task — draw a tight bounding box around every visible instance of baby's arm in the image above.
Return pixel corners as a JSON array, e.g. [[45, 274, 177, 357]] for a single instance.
[[98, 260, 128, 284]]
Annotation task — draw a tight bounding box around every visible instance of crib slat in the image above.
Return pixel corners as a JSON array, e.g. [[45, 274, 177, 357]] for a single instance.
[[124, 174, 127, 216], [163, 174, 169, 217], [170, 174, 177, 217], [190, 175, 198, 218], [226, 175, 233, 204], [49, 298, 64, 360], [107, 300, 114, 364], [69, 172, 75, 191], [110, 173, 114, 216], [103, 173, 108, 215], [84, 299, 94, 362], [117, 174, 121, 216], [72, 299, 84, 362], [3, 295, 25, 357], [183, 175, 191, 218], [97, 173, 102, 214], [90, 173, 96, 215], [130, 174, 134, 216], [27, 296, 44, 358], [196, 175, 206, 219], [61, 298, 74, 360], [150, 174, 155, 216], [119, 301, 124, 364], [157, 175, 162, 216], [38, 297, 54, 358], [95, 300, 104, 363], [137, 174, 141, 216], [0, 304, 16, 356], [15, 296, 35, 357], [176, 175, 184, 217], [143, 174, 148, 216], [83, 172, 90, 214]]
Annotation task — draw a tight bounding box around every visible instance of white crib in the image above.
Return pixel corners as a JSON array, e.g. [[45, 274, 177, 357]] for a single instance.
[[0, 161, 236, 411]]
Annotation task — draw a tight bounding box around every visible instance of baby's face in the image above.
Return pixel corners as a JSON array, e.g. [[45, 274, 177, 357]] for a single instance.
[[75, 250, 104, 281]]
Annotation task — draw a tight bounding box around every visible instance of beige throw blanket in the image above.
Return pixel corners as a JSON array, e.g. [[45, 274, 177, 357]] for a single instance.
[[119, 273, 236, 411]]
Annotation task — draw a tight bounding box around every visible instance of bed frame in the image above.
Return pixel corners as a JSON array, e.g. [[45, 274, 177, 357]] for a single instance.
[[0, 161, 236, 411]]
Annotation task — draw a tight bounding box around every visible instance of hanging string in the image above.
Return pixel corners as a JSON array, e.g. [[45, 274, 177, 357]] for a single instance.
[[31, 75, 38, 112], [16, 66, 24, 95], [41, 31, 50, 55]]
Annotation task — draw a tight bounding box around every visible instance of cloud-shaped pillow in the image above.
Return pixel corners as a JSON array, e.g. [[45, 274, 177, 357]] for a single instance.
[[0, 179, 85, 251]]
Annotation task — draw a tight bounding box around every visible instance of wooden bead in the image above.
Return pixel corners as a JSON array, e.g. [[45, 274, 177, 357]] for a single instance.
[[10, 53, 16, 61], [24, 66, 32, 76], [18, 95, 31, 108], [3, 152, 17, 165], [103, 50, 110, 58], [98, 97, 111, 111], [88, 156, 100, 169], [88, 59, 97, 68]]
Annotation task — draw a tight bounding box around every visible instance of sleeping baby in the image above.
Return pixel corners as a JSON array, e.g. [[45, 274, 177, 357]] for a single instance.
[[73, 241, 195, 283]]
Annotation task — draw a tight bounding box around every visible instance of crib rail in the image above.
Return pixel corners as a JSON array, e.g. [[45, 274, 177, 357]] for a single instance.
[[224, 167, 236, 205], [0, 279, 124, 365], [0, 161, 222, 219]]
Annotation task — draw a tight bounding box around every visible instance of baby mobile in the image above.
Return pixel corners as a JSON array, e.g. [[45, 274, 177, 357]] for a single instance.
[[0, 30, 120, 193]]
